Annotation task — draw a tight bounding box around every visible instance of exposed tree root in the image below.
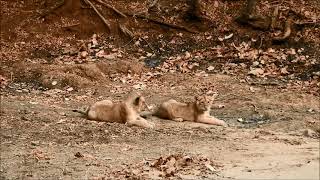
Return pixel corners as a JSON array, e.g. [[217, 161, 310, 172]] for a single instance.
[[83, 0, 111, 31], [125, 13, 197, 33], [270, 6, 279, 30], [39, 0, 65, 18], [273, 17, 293, 41], [93, 0, 127, 18]]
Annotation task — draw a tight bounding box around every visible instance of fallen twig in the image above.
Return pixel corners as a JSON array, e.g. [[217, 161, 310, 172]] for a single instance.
[[119, 23, 134, 39], [62, 23, 80, 28], [93, 0, 127, 18], [83, 0, 111, 31], [126, 13, 197, 33], [140, 37, 155, 52], [121, 38, 134, 48], [294, 21, 320, 28]]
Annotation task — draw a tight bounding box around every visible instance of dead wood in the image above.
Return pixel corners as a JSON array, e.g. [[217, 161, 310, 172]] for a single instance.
[[83, 0, 111, 31]]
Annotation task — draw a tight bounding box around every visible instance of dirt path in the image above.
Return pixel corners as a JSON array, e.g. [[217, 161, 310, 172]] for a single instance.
[[1, 74, 319, 179]]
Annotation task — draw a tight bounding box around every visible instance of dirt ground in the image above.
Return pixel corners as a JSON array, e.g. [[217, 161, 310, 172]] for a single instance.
[[1, 0, 320, 179]]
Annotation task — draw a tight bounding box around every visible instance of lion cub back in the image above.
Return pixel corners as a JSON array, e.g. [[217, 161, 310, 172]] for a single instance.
[[154, 95, 213, 122], [154, 99, 196, 121], [87, 100, 127, 123]]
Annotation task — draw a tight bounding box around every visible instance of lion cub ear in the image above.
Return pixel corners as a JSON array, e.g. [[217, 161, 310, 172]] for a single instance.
[[133, 96, 141, 106]]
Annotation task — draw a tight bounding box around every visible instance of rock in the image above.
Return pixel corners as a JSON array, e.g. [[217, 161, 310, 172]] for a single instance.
[[280, 67, 289, 75], [146, 52, 153, 57], [207, 66, 215, 71], [51, 81, 57, 86], [96, 50, 106, 57], [237, 118, 244, 122], [66, 87, 74, 92], [252, 61, 259, 67], [92, 34, 98, 46], [185, 51, 191, 59], [80, 51, 88, 59], [75, 152, 84, 158], [31, 141, 39, 146]]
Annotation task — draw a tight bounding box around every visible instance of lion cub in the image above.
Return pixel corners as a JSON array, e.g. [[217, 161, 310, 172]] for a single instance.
[[153, 94, 227, 126], [73, 92, 155, 128]]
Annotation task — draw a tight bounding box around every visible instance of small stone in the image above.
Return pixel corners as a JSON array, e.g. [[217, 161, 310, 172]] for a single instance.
[[249, 86, 255, 92], [248, 68, 264, 76], [52, 81, 57, 86], [105, 54, 116, 60], [31, 141, 39, 146], [252, 61, 259, 67], [66, 87, 74, 92], [207, 66, 215, 71], [218, 104, 225, 108], [146, 52, 153, 57], [185, 51, 191, 59], [92, 34, 98, 46], [22, 89, 29, 93], [75, 152, 84, 158], [307, 108, 314, 113], [80, 51, 88, 59], [280, 67, 289, 75], [237, 118, 244, 122]]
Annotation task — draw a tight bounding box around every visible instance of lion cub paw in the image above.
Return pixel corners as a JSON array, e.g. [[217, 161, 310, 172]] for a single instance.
[[220, 120, 228, 127], [173, 118, 184, 122], [145, 121, 156, 129]]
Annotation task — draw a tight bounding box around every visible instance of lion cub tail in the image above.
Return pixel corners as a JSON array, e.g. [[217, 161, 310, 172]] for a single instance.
[[72, 107, 89, 117]]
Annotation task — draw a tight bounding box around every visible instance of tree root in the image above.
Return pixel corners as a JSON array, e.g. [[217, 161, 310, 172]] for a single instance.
[[83, 0, 111, 31], [93, 0, 127, 18], [273, 17, 292, 41], [126, 13, 197, 33], [39, 0, 65, 18]]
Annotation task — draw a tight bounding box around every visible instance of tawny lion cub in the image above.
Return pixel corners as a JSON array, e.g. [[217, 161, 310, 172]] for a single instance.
[[153, 94, 227, 126], [73, 92, 155, 128]]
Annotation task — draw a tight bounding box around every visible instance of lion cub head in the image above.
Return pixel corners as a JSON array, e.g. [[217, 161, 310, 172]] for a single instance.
[[194, 93, 217, 112], [125, 91, 149, 112]]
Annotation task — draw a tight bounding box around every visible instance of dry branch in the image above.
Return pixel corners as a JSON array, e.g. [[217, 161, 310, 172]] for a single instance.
[[83, 0, 111, 31]]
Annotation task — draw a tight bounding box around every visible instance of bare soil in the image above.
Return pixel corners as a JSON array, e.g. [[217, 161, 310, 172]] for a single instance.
[[1, 0, 319, 179]]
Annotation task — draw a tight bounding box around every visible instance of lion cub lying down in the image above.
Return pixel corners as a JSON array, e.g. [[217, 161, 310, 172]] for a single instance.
[[73, 92, 155, 128], [150, 94, 227, 126]]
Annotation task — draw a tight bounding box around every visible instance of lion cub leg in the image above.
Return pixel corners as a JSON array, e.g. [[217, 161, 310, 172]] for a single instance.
[[197, 116, 227, 127], [173, 117, 184, 122], [126, 117, 155, 128]]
